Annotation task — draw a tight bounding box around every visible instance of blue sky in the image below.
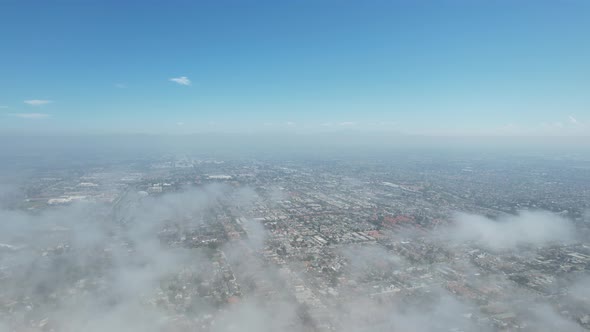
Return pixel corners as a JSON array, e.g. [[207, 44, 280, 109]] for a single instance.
[[0, 0, 589, 136]]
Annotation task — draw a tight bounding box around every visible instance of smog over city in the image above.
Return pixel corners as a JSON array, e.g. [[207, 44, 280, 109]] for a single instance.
[[1, 1, 590, 331]]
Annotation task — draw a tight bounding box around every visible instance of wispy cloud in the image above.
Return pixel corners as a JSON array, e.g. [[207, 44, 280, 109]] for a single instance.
[[115, 83, 127, 89], [569, 115, 580, 125], [176, 122, 184, 126], [10, 113, 50, 119], [24, 100, 52, 106], [339, 121, 356, 126], [169, 76, 191, 86]]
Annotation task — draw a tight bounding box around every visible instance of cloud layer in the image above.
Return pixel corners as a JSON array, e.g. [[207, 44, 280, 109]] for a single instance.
[[10, 113, 50, 119], [24, 100, 52, 106]]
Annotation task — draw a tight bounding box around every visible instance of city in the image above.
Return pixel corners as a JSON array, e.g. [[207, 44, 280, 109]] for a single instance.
[[1, 151, 589, 331]]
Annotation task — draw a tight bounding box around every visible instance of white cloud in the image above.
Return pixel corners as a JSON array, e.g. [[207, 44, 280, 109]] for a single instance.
[[24, 100, 52, 106], [169, 76, 191, 86], [339, 121, 356, 126], [115, 83, 127, 89], [176, 122, 184, 126], [445, 210, 575, 251], [10, 113, 50, 119], [285, 121, 296, 126], [569, 115, 580, 125]]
